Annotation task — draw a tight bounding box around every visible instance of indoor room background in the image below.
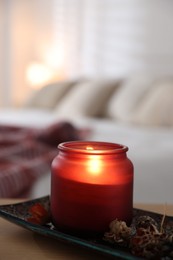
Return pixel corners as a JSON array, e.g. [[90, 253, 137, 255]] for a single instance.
[[0, 0, 173, 108]]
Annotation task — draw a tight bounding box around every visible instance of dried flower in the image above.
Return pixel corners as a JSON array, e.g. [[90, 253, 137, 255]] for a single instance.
[[26, 203, 51, 225], [104, 219, 132, 245], [104, 215, 173, 259]]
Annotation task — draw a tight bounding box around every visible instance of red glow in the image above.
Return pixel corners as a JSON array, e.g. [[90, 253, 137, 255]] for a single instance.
[[51, 141, 134, 235]]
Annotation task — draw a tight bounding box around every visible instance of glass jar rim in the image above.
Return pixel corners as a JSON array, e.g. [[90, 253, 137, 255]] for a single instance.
[[58, 141, 128, 155]]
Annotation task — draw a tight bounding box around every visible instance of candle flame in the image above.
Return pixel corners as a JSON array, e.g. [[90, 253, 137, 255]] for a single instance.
[[88, 157, 102, 176], [86, 146, 102, 176]]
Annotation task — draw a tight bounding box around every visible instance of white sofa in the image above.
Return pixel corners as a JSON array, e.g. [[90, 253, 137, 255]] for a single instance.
[[0, 76, 173, 204]]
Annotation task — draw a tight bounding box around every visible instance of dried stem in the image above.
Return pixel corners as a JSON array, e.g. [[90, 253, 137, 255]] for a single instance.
[[160, 203, 167, 233]]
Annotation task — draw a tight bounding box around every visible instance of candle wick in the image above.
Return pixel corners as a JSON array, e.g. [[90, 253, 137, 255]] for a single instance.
[[86, 146, 94, 151]]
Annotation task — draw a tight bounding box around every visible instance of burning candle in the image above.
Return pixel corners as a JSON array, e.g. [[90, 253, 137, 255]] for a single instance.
[[51, 141, 133, 236]]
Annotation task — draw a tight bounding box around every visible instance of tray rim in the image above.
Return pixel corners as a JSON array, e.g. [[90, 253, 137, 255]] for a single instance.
[[1, 196, 170, 260]]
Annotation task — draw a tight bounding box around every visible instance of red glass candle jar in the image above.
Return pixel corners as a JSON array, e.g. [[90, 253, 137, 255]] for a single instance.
[[51, 141, 133, 235]]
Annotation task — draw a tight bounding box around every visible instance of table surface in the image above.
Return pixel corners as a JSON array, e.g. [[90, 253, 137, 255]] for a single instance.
[[0, 199, 173, 260]]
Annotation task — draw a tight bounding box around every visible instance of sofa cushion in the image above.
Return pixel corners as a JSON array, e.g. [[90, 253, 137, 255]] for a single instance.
[[55, 79, 120, 118], [106, 75, 156, 121], [133, 79, 173, 126], [23, 81, 77, 109], [107, 76, 173, 126]]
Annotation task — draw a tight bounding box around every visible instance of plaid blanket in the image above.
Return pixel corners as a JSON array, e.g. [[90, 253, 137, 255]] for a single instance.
[[0, 122, 86, 198]]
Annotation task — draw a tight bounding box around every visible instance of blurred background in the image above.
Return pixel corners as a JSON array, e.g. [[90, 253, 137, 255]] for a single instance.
[[0, 0, 173, 108]]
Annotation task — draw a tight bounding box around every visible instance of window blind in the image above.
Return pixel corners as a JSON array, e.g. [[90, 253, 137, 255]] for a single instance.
[[52, 0, 173, 78]]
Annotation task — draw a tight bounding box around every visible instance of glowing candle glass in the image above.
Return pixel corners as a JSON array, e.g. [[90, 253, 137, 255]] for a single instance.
[[51, 141, 134, 235]]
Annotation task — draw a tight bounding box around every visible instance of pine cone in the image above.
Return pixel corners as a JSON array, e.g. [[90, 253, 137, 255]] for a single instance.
[[134, 215, 159, 233]]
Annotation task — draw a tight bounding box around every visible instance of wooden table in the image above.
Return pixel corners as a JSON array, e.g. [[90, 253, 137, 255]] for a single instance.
[[0, 199, 173, 260]]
